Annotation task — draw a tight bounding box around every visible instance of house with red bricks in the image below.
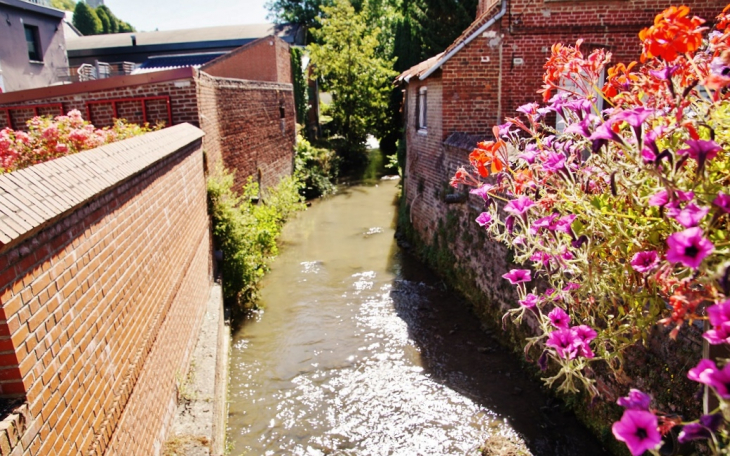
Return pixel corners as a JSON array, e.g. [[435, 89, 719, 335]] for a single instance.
[[397, 0, 725, 240]]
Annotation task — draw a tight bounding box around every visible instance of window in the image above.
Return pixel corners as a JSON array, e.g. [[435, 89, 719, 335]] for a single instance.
[[24, 25, 42, 62], [417, 87, 427, 130]]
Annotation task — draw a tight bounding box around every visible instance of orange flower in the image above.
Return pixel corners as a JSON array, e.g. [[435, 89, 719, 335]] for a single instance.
[[602, 62, 638, 99], [639, 5, 705, 62], [513, 169, 534, 195], [469, 140, 506, 177]]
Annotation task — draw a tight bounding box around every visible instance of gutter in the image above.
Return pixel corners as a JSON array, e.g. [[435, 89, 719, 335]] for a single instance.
[[419, 0, 508, 81]]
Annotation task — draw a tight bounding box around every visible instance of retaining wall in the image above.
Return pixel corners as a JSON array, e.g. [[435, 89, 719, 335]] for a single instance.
[[0, 124, 212, 455]]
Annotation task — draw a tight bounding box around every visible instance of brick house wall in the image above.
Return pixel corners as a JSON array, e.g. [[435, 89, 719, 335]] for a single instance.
[[0, 125, 211, 455], [202, 35, 293, 84]]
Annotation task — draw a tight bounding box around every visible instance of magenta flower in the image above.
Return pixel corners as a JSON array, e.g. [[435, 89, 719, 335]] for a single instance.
[[475, 212, 493, 227], [563, 282, 580, 292], [612, 410, 662, 456], [530, 251, 551, 267], [553, 214, 576, 234], [666, 227, 714, 269], [542, 152, 566, 172], [648, 190, 668, 207], [611, 107, 653, 128], [573, 325, 596, 343], [672, 203, 709, 228], [617, 389, 651, 411], [688, 359, 730, 398], [502, 269, 531, 284], [713, 192, 730, 214], [519, 293, 539, 309], [678, 414, 722, 443], [517, 102, 539, 116], [708, 299, 730, 327], [470, 184, 494, 201], [703, 323, 730, 345], [548, 307, 570, 329], [678, 139, 723, 163], [546, 328, 579, 359], [504, 196, 535, 216], [630, 251, 659, 273], [530, 214, 558, 234]]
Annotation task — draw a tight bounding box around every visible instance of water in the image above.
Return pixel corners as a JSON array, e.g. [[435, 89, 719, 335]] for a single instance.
[[227, 178, 608, 456]]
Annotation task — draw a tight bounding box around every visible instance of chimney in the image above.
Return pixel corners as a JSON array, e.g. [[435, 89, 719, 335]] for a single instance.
[[131, 35, 137, 46]]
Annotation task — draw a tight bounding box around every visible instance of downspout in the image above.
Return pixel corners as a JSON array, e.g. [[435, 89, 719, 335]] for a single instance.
[[497, 38, 503, 124], [418, 0, 508, 81]]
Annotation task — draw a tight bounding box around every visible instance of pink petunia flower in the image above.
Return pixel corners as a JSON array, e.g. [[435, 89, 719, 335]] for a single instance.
[[504, 196, 535, 216], [548, 307, 570, 329], [617, 389, 651, 411], [666, 227, 714, 269], [470, 184, 494, 201], [502, 269, 531, 284], [688, 359, 730, 399], [713, 192, 730, 214], [475, 212, 493, 227], [612, 410, 662, 456], [519, 293, 539, 309], [677, 139, 723, 163], [546, 328, 579, 359], [672, 203, 709, 228], [630, 251, 659, 273]]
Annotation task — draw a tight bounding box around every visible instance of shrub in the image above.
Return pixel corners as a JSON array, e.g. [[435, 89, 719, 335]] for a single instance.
[[0, 110, 156, 173], [294, 133, 339, 198], [207, 167, 305, 309], [450, 5, 730, 454]]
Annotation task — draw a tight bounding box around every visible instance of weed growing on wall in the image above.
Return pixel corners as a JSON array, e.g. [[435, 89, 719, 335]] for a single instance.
[[207, 167, 305, 310], [0, 110, 157, 173], [449, 5, 730, 454]]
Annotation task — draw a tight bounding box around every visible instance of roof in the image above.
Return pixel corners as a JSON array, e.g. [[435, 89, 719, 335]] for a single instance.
[[132, 52, 225, 74], [66, 23, 298, 50], [396, 0, 504, 83], [394, 53, 443, 84], [0, 0, 65, 18]]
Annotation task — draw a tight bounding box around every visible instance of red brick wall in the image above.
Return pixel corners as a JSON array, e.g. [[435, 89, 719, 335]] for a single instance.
[[203, 36, 293, 84], [0, 125, 211, 455], [195, 71, 223, 174], [209, 76, 296, 193], [0, 78, 199, 130]]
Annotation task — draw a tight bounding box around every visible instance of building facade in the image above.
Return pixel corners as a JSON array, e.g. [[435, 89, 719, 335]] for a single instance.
[[0, 0, 67, 93]]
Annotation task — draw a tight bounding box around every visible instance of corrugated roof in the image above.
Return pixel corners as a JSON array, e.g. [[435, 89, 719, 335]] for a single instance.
[[132, 52, 225, 74], [66, 23, 296, 50]]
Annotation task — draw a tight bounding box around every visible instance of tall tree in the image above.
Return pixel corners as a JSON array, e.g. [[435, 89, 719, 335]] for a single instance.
[[96, 5, 119, 33], [266, 0, 333, 43], [95, 6, 111, 34], [73, 2, 101, 36], [308, 0, 397, 152], [417, 0, 477, 55]]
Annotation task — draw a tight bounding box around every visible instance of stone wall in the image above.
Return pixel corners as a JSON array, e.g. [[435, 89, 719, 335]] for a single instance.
[[0, 125, 212, 455]]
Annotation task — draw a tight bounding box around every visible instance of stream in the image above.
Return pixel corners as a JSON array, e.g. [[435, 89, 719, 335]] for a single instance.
[[227, 177, 609, 456]]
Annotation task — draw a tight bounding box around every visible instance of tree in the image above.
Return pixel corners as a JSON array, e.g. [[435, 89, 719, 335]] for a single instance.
[[308, 0, 397, 153], [290, 47, 308, 124], [73, 1, 101, 36], [51, 0, 76, 11], [95, 6, 111, 34], [266, 0, 333, 43], [417, 0, 477, 55], [96, 5, 120, 33]]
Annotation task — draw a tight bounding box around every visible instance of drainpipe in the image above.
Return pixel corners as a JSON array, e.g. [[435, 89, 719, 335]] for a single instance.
[[418, 0, 508, 81], [497, 38, 503, 124]]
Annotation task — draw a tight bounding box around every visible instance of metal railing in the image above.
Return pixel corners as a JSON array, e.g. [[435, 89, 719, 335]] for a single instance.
[[55, 62, 137, 84]]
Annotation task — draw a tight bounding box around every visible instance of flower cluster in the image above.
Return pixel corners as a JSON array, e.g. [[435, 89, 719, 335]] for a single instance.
[[451, 4, 730, 454], [0, 110, 157, 173]]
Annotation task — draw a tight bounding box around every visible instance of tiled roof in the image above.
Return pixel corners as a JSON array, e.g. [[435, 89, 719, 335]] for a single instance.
[[394, 53, 443, 83]]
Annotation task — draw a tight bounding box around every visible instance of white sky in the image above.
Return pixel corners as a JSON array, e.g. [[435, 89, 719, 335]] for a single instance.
[[103, 0, 271, 32]]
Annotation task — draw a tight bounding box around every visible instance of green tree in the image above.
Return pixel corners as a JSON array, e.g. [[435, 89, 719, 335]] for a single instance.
[[95, 6, 111, 34], [290, 47, 308, 124], [417, 0, 477, 55], [96, 5, 119, 33], [266, 0, 333, 43], [117, 21, 135, 33], [51, 0, 76, 11], [73, 1, 101, 36], [308, 0, 397, 153]]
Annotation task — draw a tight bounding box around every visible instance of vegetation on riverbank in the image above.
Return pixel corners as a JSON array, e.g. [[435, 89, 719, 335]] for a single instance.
[[207, 168, 305, 312]]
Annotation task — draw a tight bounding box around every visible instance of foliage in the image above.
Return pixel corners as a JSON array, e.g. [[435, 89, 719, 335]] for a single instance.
[[291, 47, 309, 124], [0, 110, 156, 173], [449, 5, 730, 455], [266, 0, 333, 42], [308, 0, 397, 155], [416, 0, 477, 56], [294, 134, 338, 198], [51, 0, 76, 11], [207, 168, 305, 309], [73, 1, 101, 36]]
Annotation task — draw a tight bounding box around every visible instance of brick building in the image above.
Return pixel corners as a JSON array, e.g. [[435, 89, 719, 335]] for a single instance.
[[0, 35, 296, 193]]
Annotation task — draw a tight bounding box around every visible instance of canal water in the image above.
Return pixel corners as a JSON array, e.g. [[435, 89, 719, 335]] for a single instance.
[[227, 177, 608, 456]]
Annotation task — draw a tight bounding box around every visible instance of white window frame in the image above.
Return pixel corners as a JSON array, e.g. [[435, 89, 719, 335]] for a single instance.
[[417, 86, 427, 131]]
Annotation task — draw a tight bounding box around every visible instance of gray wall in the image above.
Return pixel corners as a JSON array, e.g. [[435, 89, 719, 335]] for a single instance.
[[0, 1, 67, 93]]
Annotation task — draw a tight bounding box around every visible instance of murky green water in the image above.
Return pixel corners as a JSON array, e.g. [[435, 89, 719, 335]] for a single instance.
[[227, 178, 608, 456]]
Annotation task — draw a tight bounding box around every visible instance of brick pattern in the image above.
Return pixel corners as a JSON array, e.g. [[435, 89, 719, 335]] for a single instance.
[[0, 79, 199, 130], [202, 35, 293, 84], [195, 72, 223, 175], [0, 125, 211, 455], [210, 77, 296, 193]]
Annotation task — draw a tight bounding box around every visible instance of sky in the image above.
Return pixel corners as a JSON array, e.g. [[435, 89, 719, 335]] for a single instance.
[[103, 0, 271, 32]]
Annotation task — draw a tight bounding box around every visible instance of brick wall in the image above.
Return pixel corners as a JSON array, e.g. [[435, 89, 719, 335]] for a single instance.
[[0, 69, 200, 131], [0, 125, 211, 455], [195, 72, 223, 175], [207, 75, 296, 193], [202, 35, 293, 84]]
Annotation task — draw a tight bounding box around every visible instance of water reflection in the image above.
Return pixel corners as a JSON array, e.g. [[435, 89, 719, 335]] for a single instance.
[[227, 179, 607, 456]]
